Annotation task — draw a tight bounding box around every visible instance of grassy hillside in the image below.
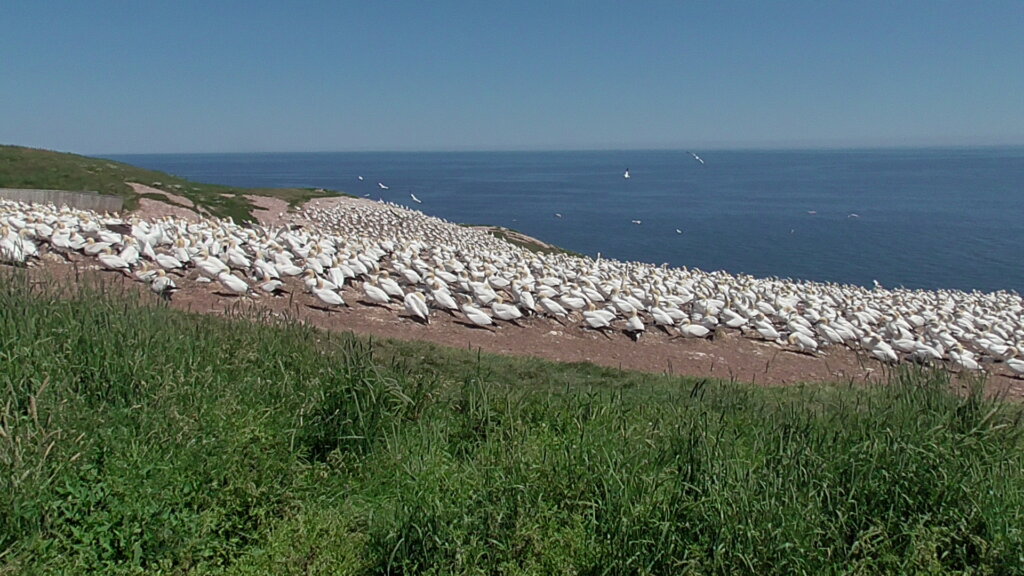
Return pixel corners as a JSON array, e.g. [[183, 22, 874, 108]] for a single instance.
[[2, 270, 1024, 574], [0, 145, 340, 221]]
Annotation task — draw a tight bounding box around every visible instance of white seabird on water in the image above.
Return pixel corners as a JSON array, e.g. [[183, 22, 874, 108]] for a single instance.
[[624, 168, 630, 179], [358, 176, 364, 181], [410, 193, 422, 204], [690, 152, 705, 165], [378, 182, 389, 190], [631, 219, 642, 225], [675, 228, 683, 234]]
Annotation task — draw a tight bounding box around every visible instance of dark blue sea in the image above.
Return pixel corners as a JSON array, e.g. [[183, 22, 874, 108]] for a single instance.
[[109, 148, 1024, 294]]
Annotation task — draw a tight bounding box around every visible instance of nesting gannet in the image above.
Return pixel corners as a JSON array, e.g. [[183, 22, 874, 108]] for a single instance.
[[149, 269, 177, 300], [459, 295, 494, 328], [624, 310, 645, 341], [97, 247, 130, 274], [491, 296, 523, 324], [678, 323, 711, 339], [1007, 358, 1024, 378], [312, 280, 346, 309], [362, 280, 392, 307], [259, 279, 287, 296], [217, 271, 251, 296], [788, 332, 819, 354]]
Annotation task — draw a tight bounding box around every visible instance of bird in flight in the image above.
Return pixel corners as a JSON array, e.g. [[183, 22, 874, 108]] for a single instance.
[[690, 152, 705, 165], [410, 193, 422, 204], [378, 182, 389, 190]]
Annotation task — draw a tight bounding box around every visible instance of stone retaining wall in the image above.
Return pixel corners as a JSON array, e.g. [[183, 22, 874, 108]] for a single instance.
[[0, 188, 123, 212]]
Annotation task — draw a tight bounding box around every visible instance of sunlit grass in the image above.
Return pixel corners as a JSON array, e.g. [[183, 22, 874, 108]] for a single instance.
[[2, 269, 1023, 574]]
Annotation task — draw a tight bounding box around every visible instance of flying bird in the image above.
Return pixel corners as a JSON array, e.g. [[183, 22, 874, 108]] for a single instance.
[[690, 152, 705, 165], [378, 182, 389, 190], [410, 193, 422, 204]]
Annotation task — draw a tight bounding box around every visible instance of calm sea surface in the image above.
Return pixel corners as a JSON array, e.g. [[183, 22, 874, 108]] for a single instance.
[[109, 148, 1024, 294]]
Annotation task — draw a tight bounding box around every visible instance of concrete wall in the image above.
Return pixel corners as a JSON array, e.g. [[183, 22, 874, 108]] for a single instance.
[[0, 188, 124, 213]]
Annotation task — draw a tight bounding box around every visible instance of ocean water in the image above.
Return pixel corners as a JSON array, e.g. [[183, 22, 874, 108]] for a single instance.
[[109, 148, 1024, 294]]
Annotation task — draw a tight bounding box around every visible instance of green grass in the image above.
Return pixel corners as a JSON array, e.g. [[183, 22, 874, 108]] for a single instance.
[[2, 270, 1024, 574], [0, 145, 342, 221]]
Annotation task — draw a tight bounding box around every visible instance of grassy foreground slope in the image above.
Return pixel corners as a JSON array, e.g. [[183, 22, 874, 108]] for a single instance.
[[0, 145, 339, 221], [2, 271, 1024, 575]]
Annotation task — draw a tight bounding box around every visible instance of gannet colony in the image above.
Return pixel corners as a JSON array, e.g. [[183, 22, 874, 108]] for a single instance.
[[2, 196, 1023, 378]]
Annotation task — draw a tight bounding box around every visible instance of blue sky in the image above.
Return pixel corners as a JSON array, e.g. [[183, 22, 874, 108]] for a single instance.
[[2, 1, 1022, 153]]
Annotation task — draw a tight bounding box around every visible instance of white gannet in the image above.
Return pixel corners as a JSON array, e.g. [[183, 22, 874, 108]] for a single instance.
[[404, 291, 430, 323], [259, 279, 287, 296], [624, 310, 645, 341], [217, 271, 251, 296], [690, 152, 705, 165], [97, 248, 130, 274], [1007, 358, 1024, 379], [312, 280, 346, 309], [459, 295, 494, 328], [624, 168, 630, 179], [149, 269, 177, 300], [491, 296, 523, 324], [788, 332, 819, 354], [678, 323, 711, 339], [410, 193, 422, 204], [378, 182, 389, 190]]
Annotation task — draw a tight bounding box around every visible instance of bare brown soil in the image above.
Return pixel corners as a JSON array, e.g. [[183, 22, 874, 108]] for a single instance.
[[243, 195, 291, 226], [127, 183, 202, 221]]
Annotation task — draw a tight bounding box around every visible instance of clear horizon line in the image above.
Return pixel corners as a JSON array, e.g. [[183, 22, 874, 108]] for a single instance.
[[98, 141, 1024, 157]]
